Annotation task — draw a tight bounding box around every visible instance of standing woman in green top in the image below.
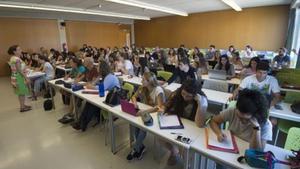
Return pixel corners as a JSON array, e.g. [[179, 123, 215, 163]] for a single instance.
[[8, 45, 32, 112]]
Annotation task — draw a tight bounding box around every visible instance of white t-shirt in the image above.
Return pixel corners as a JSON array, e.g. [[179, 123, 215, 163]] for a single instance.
[[149, 86, 165, 105], [239, 74, 280, 95], [124, 60, 134, 75]]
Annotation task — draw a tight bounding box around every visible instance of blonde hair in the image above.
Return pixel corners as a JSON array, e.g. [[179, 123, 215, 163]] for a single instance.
[[139, 72, 159, 106]]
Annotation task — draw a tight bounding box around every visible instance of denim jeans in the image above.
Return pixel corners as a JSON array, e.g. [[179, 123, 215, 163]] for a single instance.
[[130, 125, 147, 152]]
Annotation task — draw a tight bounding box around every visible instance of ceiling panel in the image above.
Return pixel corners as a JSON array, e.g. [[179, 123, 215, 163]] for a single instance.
[[0, 0, 292, 21]]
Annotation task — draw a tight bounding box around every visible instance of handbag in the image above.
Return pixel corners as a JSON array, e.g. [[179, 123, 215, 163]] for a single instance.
[[291, 102, 300, 114], [104, 87, 128, 107], [237, 149, 290, 169]]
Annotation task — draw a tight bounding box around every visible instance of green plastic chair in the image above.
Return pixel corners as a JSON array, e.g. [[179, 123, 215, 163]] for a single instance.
[[276, 69, 300, 86], [122, 82, 134, 99], [284, 127, 300, 150], [274, 91, 300, 145], [157, 71, 173, 81]]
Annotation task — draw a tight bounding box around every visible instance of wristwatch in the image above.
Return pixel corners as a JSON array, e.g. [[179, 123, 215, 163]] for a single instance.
[[253, 126, 260, 130]]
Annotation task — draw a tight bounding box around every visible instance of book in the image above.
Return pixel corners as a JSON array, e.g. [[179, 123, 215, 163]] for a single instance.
[[158, 114, 184, 129], [205, 128, 239, 154], [82, 90, 99, 94]]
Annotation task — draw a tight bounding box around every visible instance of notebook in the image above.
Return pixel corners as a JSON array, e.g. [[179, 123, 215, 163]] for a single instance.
[[158, 114, 184, 129], [205, 128, 239, 154], [120, 100, 139, 116]]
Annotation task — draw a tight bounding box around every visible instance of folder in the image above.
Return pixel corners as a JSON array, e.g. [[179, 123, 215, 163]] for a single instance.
[[205, 128, 239, 154], [158, 114, 184, 129]]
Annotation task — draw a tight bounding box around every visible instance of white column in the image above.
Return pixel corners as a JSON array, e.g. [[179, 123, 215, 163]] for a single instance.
[[57, 19, 67, 51], [131, 22, 135, 45]]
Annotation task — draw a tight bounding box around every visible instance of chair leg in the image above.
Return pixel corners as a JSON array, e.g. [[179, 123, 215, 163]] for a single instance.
[[274, 128, 280, 146]]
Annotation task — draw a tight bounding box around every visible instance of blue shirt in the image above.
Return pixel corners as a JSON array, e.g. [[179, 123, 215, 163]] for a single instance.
[[104, 73, 120, 91], [273, 55, 290, 66]]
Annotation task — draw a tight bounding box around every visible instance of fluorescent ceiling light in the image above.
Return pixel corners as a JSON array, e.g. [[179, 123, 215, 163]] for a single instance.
[[221, 0, 242, 11], [105, 0, 188, 16], [0, 1, 150, 20]]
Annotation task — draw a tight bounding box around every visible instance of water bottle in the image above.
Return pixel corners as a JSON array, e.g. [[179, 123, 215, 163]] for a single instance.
[[98, 81, 105, 97]]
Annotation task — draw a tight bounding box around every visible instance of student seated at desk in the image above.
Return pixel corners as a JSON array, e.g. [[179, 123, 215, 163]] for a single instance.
[[231, 52, 243, 70], [205, 45, 217, 61], [214, 54, 235, 78], [211, 89, 272, 150], [231, 62, 281, 126], [166, 57, 197, 84], [272, 47, 290, 69], [231, 61, 281, 108], [72, 60, 120, 131], [162, 79, 208, 165], [167, 48, 178, 67], [58, 57, 87, 124], [31, 55, 54, 100], [126, 72, 165, 161], [241, 45, 257, 65], [240, 57, 260, 79], [193, 53, 208, 81], [226, 45, 237, 58]]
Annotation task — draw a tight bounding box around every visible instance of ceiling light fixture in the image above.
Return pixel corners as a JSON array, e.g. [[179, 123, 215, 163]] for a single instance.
[[105, 0, 188, 16], [0, 1, 150, 20], [221, 0, 242, 11]]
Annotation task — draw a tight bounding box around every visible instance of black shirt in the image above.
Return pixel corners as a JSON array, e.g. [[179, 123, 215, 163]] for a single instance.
[[167, 66, 196, 84]]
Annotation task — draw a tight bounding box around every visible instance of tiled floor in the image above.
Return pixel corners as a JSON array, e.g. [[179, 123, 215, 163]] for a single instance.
[[0, 77, 184, 169]]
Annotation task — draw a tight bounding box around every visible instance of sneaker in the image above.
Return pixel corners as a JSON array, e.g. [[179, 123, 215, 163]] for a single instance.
[[126, 149, 138, 161], [167, 154, 180, 166], [58, 116, 74, 124], [71, 122, 81, 130], [136, 145, 146, 160]]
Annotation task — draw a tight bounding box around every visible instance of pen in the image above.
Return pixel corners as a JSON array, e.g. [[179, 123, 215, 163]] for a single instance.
[[171, 132, 182, 135]]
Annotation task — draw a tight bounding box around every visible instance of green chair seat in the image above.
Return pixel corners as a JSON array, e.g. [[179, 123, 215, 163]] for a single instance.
[[284, 127, 300, 150], [157, 71, 173, 81]]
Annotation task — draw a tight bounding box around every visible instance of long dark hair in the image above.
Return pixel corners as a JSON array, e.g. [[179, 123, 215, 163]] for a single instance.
[[216, 54, 230, 72], [247, 57, 260, 68], [165, 79, 206, 120], [236, 89, 269, 125]]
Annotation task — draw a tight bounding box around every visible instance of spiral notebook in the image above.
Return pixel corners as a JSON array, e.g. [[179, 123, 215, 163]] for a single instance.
[[205, 128, 239, 154]]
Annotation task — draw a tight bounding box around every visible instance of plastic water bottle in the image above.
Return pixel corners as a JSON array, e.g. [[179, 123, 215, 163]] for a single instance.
[[98, 82, 105, 97]]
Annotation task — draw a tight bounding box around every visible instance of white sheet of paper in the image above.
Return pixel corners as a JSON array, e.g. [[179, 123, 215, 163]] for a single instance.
[[208, 129, 234, 150], [165, 83, 181, 92], [159, 115, 180, 127]]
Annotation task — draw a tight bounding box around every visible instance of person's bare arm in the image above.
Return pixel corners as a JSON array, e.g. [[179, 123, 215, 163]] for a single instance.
[[210, 115, 227, 142], [194, 94, 207, 127], [249, 117, 265, 150], [270, 92, 281, 107]]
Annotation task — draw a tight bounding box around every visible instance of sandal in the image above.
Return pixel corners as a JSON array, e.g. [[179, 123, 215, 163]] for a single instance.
[[20, 107, 32, 112]]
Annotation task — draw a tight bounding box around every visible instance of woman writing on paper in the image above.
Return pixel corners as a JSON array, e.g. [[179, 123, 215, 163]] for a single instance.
[[210, 89, 272, 150], [126, 71, 166, 161], [162, 79, 208, 165]]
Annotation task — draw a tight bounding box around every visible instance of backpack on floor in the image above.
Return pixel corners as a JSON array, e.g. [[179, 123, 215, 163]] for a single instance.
[[237, 149, 290, 169], [43, 99, 53, 111]]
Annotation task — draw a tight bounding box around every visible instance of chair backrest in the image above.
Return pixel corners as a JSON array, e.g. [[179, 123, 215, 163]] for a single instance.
[[284, 127, 300, 150], [203, 80, 229, 92], [284, 91, 300, 104], [122, 82, 134, 99], [157, 71, 173, 81], [276, 69, 300, 86]]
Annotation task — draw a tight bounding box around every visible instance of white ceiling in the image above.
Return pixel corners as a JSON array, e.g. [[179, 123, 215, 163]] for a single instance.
[[0, 0, 292, 22]]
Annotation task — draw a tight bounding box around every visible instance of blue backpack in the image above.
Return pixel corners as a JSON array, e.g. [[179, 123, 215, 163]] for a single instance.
[[237, 149, 290, 169]]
